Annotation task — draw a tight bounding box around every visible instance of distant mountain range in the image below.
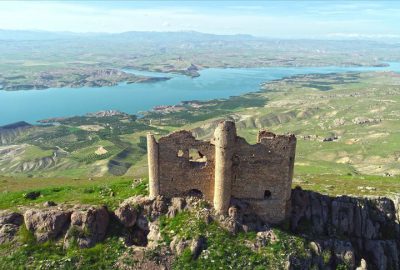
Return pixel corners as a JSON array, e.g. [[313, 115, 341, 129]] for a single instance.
[[0, 29, 399, 44]]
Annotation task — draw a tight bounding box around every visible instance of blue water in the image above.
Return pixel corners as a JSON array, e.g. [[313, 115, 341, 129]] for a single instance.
[[1, 63, 400, 126]]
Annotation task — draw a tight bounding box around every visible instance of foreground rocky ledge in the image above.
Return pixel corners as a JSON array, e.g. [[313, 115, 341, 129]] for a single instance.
[[0, 188, 399, 270]]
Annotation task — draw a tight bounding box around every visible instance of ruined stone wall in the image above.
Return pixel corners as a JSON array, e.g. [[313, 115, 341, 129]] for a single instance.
[[231, 133, 296, 223], [147, 121, 296, 224], [157, 131, 215, 201]]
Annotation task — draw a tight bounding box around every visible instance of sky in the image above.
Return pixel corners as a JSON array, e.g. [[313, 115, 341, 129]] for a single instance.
[[0, 1, 399, 40]]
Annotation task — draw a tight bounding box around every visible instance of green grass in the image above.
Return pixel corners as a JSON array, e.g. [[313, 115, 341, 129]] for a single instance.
[[20, 145, 54, 162], [159, 211, 309, 270], [0, 221, 127, 269], [292, 173, 400, 197], [0, 176, 148, 210]]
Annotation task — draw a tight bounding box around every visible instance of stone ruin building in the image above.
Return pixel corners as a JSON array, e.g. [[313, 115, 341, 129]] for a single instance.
[[147, 121, 296, 224]]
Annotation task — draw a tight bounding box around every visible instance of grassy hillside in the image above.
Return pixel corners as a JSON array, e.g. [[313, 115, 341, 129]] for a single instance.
[[0, 71, 399, 198]]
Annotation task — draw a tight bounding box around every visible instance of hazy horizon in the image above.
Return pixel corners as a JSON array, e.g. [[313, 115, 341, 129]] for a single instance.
[[1, 28, 399, 43], [1, 1, 400, 41]]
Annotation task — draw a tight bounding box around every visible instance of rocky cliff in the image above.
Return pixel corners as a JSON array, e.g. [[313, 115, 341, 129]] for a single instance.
[[0, 188, 399, 269], [290, 187, 400, 270]]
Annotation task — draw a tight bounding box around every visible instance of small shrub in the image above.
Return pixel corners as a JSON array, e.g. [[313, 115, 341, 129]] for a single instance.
[[23, 191, 41, 200], [99, 185, 114, 197], [321, 249, 331, 265], [19, 225, 36, 245], [83, 187, 95, 194]]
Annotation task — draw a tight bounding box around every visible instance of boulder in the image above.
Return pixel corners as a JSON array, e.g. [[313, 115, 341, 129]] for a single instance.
[[190, 236, 206, 259], [220, 217, 240, 235], [123, 195, 153, 207], [115, 203, 138, 228], [170, 236, 189, 256], [116, 246, 173, 270], [147, 222, 162, 248], [0, 224, 21, 244], [24, 209, 71, 242], [202, 211, 213, 224], [333, 240, 355, 269], [167, 197, 186, 218], [64, 206, 109, 248], [356, 258, 368, 270], [43, 201, 57, 207], [309, 241, 322, 256], [285, 254, 312, 270], [150, 196, 168, 219], [0, 211, 23, 226], [122, 195, 168, 221], [256, 229, 278, 247], [228, 206, 240, 220], [0, 211, 23, 244]]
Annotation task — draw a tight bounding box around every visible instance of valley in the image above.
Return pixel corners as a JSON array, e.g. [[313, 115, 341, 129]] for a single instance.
[[1, 71, 399, 202], [2, 31, 400, 93]]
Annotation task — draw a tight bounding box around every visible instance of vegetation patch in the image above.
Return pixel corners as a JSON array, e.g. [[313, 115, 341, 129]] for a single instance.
[[0, 177, 148, 210], [160, 212, 310, 270]]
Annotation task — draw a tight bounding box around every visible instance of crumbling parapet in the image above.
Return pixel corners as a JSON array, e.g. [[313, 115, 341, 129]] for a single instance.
[[147, 133, 160, 198], [213, 121, 236, 214]]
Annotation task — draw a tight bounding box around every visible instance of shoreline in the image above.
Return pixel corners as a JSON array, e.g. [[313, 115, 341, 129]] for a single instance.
[[0, 62, 390, 92], [0, 63, 399, 126]]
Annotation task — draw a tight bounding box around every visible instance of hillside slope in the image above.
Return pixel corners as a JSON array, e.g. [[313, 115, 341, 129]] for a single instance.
[[0, 71, 399, 196]]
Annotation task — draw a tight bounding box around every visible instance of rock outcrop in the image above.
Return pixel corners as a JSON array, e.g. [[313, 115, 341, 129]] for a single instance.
[[2, 189, 399, 270], [114, 203, 138, 228], [290, 187, 400, 270], [24, 209, 71, 243], [64, 206, 109, 248], [0, 211, 24, 244]]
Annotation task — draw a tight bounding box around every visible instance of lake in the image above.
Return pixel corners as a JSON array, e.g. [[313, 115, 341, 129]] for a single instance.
[[1, 63, 400, 126]]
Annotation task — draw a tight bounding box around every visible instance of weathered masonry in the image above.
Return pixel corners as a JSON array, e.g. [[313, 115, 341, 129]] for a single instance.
[[147, 121, 296, 223]]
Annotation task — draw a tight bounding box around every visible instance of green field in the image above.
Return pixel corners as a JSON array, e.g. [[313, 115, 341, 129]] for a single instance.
[[0, 176, 148, 210]]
